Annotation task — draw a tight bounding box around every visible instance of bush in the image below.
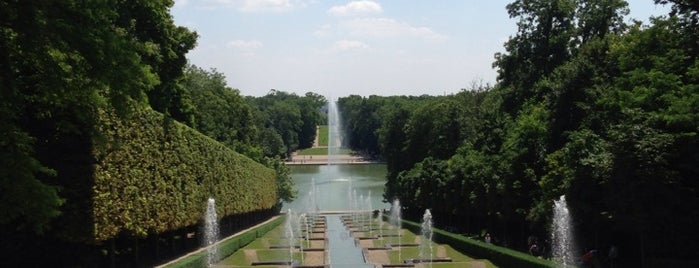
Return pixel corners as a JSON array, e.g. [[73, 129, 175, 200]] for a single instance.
[[57, 106, 278, 243]]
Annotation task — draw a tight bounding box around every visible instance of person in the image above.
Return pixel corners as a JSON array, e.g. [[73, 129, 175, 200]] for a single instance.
[[484, 233, 492, 244], [527, 236, 541, 256], [529, 241, 541, 256]]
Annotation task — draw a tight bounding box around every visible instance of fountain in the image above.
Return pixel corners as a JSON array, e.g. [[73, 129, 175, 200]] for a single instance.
[[284, 209, 295, 265], [390, 199, 402, 263], [390, 199, 402, 235], [328, 99, 342, 165], [204, 198, 219, 267], [419, 209, 434, 262], [551, 195, 578, 267]]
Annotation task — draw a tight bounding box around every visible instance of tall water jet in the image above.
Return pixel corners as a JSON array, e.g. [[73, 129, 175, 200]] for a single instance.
[[419, 209, 434, 262], [390, 199, 402, 263], [327, 99, 342, 165], [284, 209, 295, 265], [204, 198, 220, 267], [390, 199, 402, 234], [551, 195, 577, 267]]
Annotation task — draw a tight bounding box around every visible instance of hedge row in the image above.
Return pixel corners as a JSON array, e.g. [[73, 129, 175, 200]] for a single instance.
[[86, 107, 277, 242], [400, 217, 557, 268], [164, 216, 285, 268]]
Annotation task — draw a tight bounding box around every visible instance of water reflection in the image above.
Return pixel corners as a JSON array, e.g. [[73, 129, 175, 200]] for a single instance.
[[282, 164, 389, 212]]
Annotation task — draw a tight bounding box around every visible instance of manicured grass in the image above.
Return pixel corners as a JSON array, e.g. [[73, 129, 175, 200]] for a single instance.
[[297, 147, 352, 155], [317, 125, 329, 146]]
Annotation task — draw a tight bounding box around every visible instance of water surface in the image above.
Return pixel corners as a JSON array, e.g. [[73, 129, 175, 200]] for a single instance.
[[282, 164, 389, 212]]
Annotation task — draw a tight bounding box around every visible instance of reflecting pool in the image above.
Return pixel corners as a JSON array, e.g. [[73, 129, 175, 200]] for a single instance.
[[282, 164, 389, 212]]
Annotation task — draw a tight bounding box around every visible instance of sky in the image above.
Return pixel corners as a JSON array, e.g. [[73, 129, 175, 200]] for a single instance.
[[171, 0, 670, 98]]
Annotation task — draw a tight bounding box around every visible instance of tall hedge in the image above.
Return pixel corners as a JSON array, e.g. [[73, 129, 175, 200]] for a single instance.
[[86, 107, 277, 242]]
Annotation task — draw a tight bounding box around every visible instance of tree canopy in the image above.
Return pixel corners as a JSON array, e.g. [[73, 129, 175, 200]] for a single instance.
[[337, 1, 699, 265]]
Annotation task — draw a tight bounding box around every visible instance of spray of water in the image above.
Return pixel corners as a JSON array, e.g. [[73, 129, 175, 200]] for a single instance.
[[328, 99, 342, 165], [419, 209, 434, 262], [390, 199, 402, 263], [552, 195, 578, 267], [204, 198, 219, 267], [284, 209, 295, 264]]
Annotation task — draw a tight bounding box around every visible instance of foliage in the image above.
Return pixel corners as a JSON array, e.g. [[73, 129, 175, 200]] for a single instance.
[[247, 90, 326, 158], [339, 1, 699, 263], [0, 0, 194, 234], [183, 65, 262, 160], [260, 157, 297, 206], [90, 106, 277, 242], [117, 0, 199, 124]]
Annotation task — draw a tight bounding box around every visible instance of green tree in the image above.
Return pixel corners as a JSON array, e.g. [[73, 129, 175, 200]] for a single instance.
[[298, 92, 326, 149], [248, 90, 324, 158], [115, 0, 198, 125], [1, 0, 194, 233], [184, 65, 261, 159], [494, 0, 576, 114]]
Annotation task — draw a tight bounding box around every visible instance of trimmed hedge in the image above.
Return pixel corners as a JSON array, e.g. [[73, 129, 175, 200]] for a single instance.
[[164, 216, 284, 268], [401, 217, 558, 268], [86, 107, 278, 242]]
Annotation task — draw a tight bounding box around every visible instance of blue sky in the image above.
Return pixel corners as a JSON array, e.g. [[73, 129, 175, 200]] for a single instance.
[[172, 0, 670, 97]]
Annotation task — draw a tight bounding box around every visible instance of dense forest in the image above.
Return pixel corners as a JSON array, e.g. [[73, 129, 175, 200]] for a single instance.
[[339, 0, 698, 266], [0, 0, 324, 265]]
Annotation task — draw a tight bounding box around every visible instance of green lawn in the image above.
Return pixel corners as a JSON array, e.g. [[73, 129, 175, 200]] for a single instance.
[[317, 125, 328, 146], [297, 147, 351, 155]]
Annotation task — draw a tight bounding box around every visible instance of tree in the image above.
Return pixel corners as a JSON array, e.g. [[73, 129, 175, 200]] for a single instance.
[[298, 92, 326, 149], [248, 90, 324, 158], [1, 0, 194, 233], [494, 0, 576, 114], [115, 0, 198, 125], [184, 65, 261, 159]]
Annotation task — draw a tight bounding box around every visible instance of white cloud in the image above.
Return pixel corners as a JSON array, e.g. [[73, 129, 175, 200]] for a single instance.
[[227, 39, 263, 51], [333, 40, 369, 51], [328, 1, 382, 16], [239, 0, 292, 12], [185, 0, 301, 12], [342, 18, 447, 42]]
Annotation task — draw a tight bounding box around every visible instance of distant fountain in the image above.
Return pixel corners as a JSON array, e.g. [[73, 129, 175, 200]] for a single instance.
[[419, 209, 434, 265], [284, 209, 295, 265], [390, 199, 402, 262], [552, 195, 577, 267], [204, 198, 219, 267], [328, 99, 342, 165], [390, 199, 402, 235]]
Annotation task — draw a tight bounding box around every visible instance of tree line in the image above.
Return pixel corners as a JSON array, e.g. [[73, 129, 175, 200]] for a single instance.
[[338, 0, 698, 266]]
